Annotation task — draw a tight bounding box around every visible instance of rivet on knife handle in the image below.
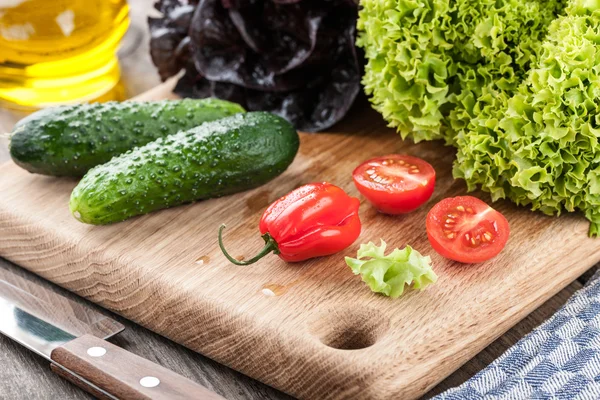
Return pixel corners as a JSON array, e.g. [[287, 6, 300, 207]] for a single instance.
[[50, 334, 225, 400]]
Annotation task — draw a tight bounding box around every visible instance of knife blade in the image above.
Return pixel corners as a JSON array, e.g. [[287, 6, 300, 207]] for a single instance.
[[0, 264, 224, 400]]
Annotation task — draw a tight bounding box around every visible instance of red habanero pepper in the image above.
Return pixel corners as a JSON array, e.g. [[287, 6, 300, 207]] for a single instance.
[[219, 182, 361, 264]]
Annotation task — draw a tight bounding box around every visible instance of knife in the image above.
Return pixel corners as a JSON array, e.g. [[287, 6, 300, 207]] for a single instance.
[[0, 264, 224, 400]]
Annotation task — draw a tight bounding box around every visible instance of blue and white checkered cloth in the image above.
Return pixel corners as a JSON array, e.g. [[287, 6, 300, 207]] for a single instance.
[[435, 271, 600, 400]]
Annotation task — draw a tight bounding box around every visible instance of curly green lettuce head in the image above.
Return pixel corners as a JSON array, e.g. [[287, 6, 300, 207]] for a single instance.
[[357, 0, 565, 144], [454, 2, 600, 235], [359, 0, 600, 236], [345, 240, 437, 298]]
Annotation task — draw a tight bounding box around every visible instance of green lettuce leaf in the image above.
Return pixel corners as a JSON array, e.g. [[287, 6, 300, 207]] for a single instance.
[[345, 240, 437, 298]]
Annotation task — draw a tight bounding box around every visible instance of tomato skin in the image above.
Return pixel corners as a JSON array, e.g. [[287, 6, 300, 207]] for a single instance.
[[426, 196, 510, 264], [352, 155, 436, 214]]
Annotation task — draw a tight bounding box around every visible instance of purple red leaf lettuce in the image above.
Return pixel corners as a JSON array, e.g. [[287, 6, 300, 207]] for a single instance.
[[149, 0, 361, 132]]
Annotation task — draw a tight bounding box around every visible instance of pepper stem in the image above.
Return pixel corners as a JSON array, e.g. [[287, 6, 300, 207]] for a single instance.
[[218, 224, 280, 266]]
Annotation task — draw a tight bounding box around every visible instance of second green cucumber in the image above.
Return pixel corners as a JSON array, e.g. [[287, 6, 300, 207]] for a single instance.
[[70, 112, 300, 225]]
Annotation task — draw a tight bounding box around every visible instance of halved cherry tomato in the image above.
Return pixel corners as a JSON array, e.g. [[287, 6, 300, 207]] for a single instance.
[[426, 196, 510, 263], [352, 154, 436, 214]]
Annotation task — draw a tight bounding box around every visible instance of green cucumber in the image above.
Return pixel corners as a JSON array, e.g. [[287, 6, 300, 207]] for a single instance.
[[9, 99, 245, 177], [70, 112, 299, 225]]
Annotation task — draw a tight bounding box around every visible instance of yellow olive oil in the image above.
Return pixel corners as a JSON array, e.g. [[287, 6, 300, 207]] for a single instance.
[[0, 0, 129, 109]]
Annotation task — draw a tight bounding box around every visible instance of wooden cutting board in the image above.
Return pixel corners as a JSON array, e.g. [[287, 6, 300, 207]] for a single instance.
[[1, 83, 599, 399]]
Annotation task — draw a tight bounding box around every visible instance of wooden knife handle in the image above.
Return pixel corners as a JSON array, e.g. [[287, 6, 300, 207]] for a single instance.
[[50, 363, 115, 400], [50, 334, 224, 400]]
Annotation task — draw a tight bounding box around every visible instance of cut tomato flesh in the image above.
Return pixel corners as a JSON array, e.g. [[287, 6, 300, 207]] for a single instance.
[[426, 196, 510, 263], [361, 158, 428, 189], [352, 155, 436, 214]]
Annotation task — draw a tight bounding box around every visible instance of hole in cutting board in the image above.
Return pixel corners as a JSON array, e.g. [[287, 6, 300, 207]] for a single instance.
[[308, 307, 389, 350]]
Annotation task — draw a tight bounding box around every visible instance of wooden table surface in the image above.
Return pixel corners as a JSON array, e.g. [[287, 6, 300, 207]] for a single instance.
[[0, 1, 596, 399]]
